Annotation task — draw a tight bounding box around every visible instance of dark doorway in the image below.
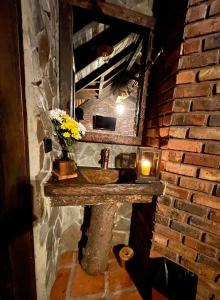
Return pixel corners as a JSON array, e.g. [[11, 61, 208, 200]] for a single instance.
[[0, 1, 36, 299]]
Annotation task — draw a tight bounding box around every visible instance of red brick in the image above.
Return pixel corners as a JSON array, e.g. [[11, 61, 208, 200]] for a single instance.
[[209, 115, 220, 127], [180, 257, 216, 280], [160, 171, 179, 184], [192, 96, 220, 111], [183, 39, 201, 54], [171, 113, 206, 126], [204, 33, 220, 50], [185, 16, 220, 38], [189, 127, 220, 140], [155, 214, 170, 226], [163, 115, 172, 126], [173, 99, 191, 112], [199, 167, 220, 182], [198, 66, 220, 81], [159, 127, 169, 138], [197, 254, 220, 271], [146, 128, 159, 138], [193, 193, 220, 210], [170, 220, 201, 239], [204, 233, 220, 249], [152, 242, 177, 261], [174, 83, 211, 98], [198, 278, 220, 299], [174, 199, 208, 217], [179, 50, 218, 69], [189, 0, 206, 6], [154, 233, 168, 247], [189, 216, 220, 235], [157, 195, 173, 206], [168, 240, 197, 260], [210, 0, 220, 16], [176, 70, 196, 84], [187, 4, 207, 22], [168, 138, 203, 152], [169, 127, 188, 138], [184, 153, 220, 168], [158, 101, 173, 115], [184, 236, 217, 257], [162, 150, 183, 162], [154, 223, 182, 241], [179, 177, 214, 194], [204, 142, 220, 155], [157, 203, 185, 222], [216, 184, 220, 196], [209, 210, 220, 223], [165, 161, 197, 177]]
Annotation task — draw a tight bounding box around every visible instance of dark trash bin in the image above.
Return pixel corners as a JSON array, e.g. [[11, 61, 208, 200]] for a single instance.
[[149, 258, 198, 300]]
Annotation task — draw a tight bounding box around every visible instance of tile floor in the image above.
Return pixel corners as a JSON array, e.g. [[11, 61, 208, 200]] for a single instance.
[[50, 251, 168, 300]]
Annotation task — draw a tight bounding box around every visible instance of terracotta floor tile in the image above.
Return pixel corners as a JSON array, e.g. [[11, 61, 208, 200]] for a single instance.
[[58, 251, 75, 268], [50, 268, 71, 300], [152, 289, 168, 300], [109, 260, 135, 292], [71, 264, 105, 297], [111, 291, 142, 300]]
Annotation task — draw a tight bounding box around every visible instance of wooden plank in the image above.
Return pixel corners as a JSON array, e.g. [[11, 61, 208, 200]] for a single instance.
[[59, 0, 74, 114], [98, 75, 105, 97], [45, 177, 163, 199], [127, 35, 143, 71], [65, 0, 155, 29], [49, 194, 153, 206]]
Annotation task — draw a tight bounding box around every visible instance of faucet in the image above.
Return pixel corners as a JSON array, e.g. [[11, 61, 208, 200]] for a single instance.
[[100, 148, 110, 169]]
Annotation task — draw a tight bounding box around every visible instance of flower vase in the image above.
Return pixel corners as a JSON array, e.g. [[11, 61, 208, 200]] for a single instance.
[[52, 149, 78, 180]]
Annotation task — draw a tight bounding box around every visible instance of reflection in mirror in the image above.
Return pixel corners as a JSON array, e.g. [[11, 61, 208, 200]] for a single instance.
[[71, 7, 151, 144]]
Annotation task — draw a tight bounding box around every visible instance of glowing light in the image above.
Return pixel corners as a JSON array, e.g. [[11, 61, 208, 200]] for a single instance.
[[116, 103, 125, 115], [141, 159, 151, 176]]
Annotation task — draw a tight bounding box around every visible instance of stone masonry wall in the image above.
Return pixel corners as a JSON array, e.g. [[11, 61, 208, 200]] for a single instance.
[[144, 0, 220, 299], [21, 1, 63, 299]]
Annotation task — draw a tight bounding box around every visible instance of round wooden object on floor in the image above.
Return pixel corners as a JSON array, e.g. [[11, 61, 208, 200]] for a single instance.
[[119, 246, 134, 267]]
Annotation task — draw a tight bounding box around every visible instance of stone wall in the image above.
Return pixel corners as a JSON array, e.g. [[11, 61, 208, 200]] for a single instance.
[[143, 0, 220, 299], [21, 1, 62, 299]]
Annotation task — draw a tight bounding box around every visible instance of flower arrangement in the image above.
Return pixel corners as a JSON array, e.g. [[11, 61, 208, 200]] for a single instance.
[[49, 108, 86, 159]]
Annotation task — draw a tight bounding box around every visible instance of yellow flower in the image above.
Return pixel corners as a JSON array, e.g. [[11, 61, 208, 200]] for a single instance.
[[63, 132, 71, 138]]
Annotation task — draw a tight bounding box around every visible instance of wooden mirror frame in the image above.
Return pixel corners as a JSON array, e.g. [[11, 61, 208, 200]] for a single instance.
[[59, 0, 155, 145]]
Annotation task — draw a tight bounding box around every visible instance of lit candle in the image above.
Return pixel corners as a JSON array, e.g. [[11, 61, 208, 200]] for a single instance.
[[141, 159, 151, 176]]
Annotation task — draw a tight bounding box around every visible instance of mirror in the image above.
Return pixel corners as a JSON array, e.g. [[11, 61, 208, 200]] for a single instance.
[[59, 1, 154, 145]]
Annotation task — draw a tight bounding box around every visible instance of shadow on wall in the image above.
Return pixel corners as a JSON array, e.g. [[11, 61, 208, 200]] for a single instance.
[[142, 0, 189, 148]]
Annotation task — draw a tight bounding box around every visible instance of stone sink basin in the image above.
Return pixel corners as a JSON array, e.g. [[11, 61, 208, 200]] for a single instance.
[[79, 167, 119, 184]]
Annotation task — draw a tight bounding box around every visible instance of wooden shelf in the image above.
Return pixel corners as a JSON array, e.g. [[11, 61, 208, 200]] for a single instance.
[[44, 174, 163, 206]]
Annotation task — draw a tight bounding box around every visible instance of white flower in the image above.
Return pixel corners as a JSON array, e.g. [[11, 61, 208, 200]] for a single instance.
[[49, 108, 66, 123], [78, 122, 86, 136]]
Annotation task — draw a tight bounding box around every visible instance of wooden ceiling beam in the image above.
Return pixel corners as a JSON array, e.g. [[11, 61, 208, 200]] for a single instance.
[[75, 42, 135, 92], [66, 0, 155, 29]]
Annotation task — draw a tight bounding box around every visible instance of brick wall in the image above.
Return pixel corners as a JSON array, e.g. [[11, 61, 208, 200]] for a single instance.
[[80, 93, 137, 136], [145, 0, 220, 299]]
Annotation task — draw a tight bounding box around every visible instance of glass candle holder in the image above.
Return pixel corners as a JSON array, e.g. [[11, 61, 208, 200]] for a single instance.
[[136, 147, 161, 182]]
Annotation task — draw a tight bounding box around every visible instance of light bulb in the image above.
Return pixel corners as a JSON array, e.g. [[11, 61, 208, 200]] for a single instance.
[[116, 103, 125, 115]]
